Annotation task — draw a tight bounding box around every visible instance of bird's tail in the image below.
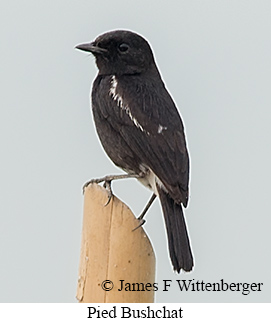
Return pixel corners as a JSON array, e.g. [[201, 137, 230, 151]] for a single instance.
[[157, 185, 194, 273]]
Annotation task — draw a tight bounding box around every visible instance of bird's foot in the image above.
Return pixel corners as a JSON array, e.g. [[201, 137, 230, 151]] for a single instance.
[[82, 176, 115, 206], [83, 175, 114, 192], [83, 172, 144, 206], [103, 180, 113, 206], [132, 219, 146, 231], [83, 173, 142, 192]]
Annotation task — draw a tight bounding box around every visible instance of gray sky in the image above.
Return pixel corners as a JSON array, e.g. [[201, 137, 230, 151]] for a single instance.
[[1, 0, 270, 302]]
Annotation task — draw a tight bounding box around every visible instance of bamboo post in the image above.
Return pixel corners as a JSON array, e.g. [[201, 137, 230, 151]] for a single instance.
[[76, 183, 156, 303]]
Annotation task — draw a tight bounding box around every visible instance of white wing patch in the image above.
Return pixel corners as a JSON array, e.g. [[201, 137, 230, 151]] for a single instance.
[[109, 75, 149, 134], [158, 124, 167, 134]]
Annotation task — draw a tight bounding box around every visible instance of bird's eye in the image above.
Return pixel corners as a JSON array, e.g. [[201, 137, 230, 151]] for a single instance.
[[118, 43, 130, 53]]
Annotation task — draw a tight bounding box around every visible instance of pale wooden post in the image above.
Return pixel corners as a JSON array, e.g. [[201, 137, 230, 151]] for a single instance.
[[76, 183, 156, 303]]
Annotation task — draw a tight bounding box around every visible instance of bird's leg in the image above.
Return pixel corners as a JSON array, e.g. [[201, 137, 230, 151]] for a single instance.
[[103, 180, 113, 206], [132, 193, 157, 231], [138, 193, 157, 220], [83, 173, 143, 191], [83, 173, 144, 206]]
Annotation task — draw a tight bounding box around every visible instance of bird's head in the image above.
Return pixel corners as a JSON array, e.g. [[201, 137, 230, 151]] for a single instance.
[[75, 30, 156, 76]]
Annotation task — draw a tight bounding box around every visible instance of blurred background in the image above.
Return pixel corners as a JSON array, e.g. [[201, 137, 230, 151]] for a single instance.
[[0, 0, 270, 302]]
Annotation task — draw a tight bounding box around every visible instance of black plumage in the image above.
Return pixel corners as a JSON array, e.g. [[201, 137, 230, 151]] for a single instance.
[[76, 30, 193, 272]]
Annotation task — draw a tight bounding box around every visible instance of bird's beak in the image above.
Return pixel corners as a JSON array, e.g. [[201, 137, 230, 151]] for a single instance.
[[75, 42, 107, 55]]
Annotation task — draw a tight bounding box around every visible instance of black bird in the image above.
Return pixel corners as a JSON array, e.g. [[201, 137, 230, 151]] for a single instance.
[[76, 30, 193, 272]]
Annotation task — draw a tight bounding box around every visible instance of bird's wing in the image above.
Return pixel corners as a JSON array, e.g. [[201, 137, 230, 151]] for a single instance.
[[93, 74, 189, 206]]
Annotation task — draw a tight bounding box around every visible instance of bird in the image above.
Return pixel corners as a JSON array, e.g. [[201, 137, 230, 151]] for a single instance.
[[75, 30, 194, 273]]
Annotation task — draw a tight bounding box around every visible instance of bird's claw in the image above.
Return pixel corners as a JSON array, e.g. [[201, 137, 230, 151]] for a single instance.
[[132, 218, 146, 232], [82, 178, 99, 193], [103, 180, 113, 206], [82, 180, 92, 193], [82, 177, 113, 206]]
